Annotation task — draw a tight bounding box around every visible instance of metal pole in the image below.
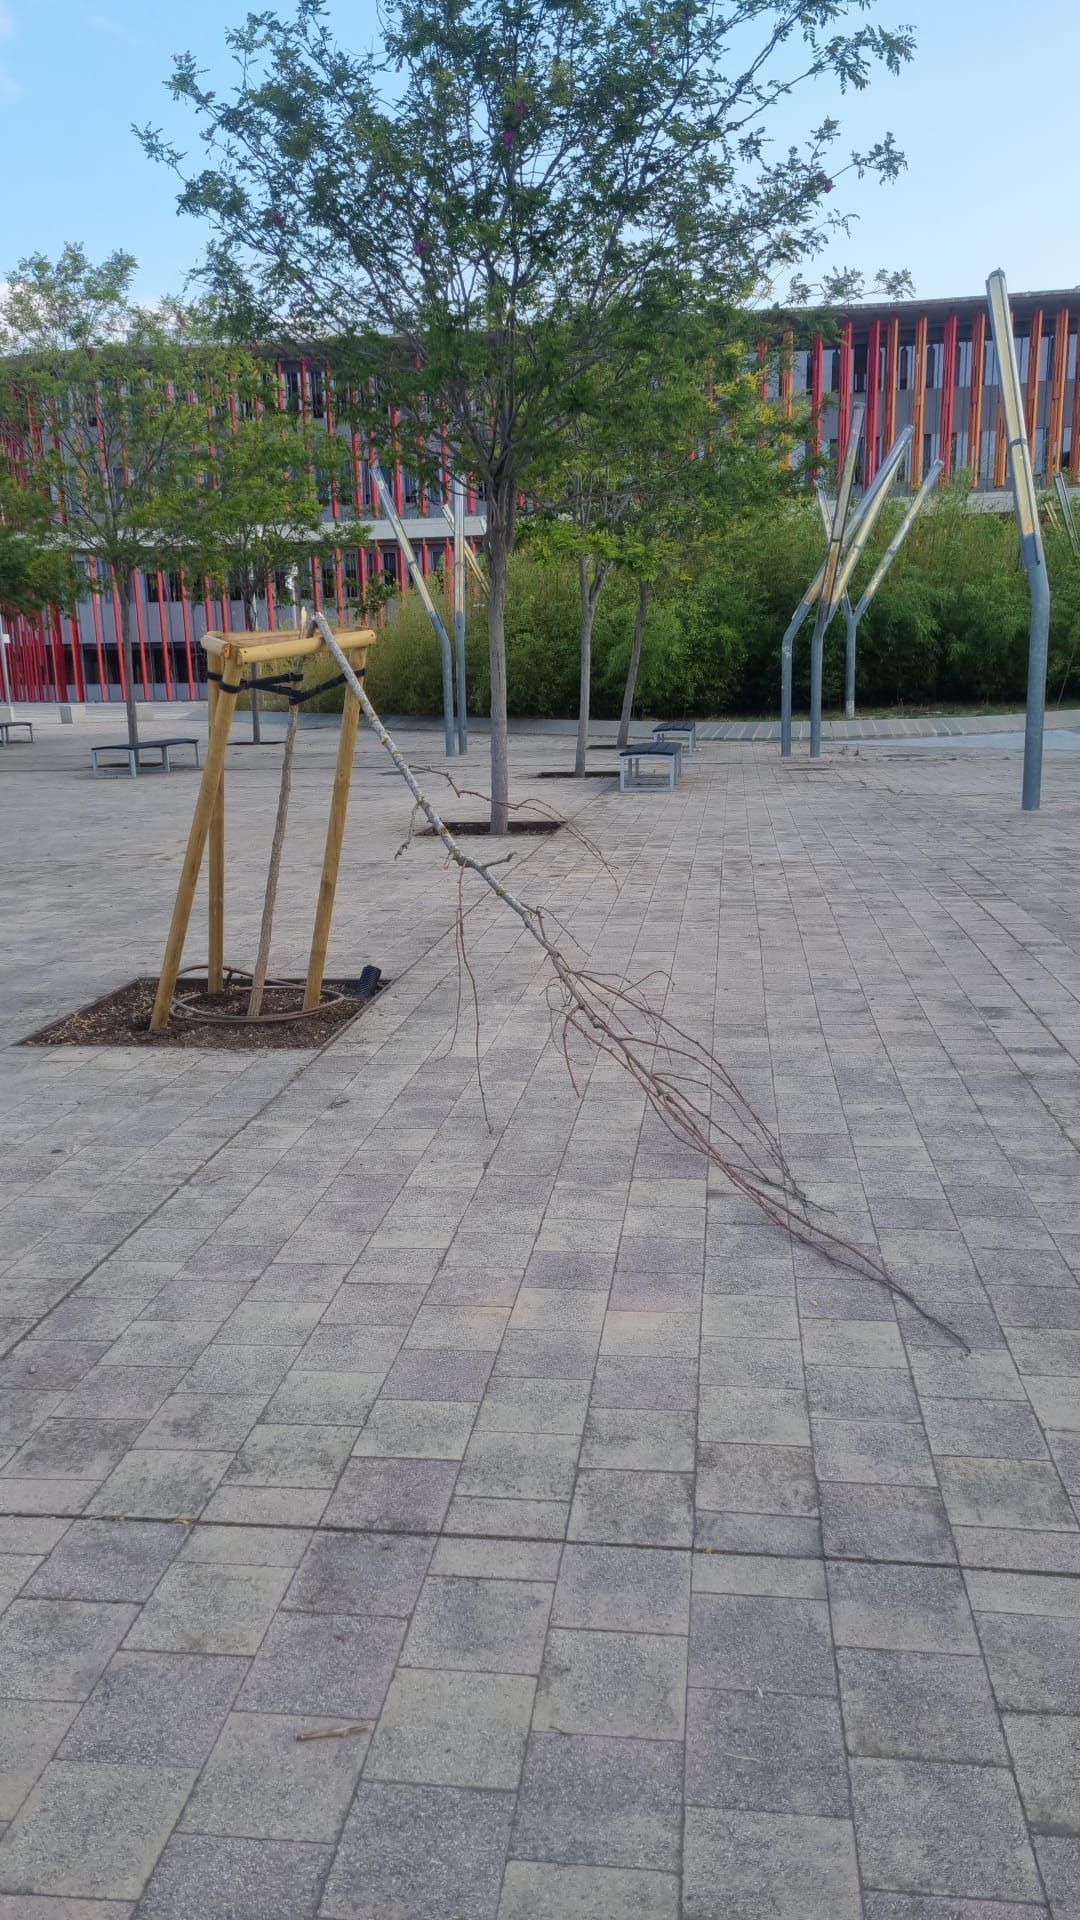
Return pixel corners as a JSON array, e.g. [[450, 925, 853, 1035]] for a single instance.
[[1054, 471, 1080, 559], [810, 404, 864, 758], [780, 425, 912, 756], [816, 485, 856, 720], [452, 475, 468, 753], [844, 602, 857, 721], [371, 462, 455, 756], [0, 629, 12, 709], [843, 457, 943, 720], [441, 499, 488, 594], [987, 269, 1051, 811]]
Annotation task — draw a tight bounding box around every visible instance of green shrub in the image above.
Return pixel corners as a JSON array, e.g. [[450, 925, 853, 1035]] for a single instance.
[[247, 494, 1080, 720]]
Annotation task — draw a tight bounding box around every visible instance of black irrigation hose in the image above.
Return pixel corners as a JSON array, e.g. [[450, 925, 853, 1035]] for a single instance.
[[169, 964, 348, 1027]]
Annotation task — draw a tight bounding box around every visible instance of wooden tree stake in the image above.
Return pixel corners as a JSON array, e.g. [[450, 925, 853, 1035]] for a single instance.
[[207, 675, 225, 993], [247, 662, 302, 1018], [151, 652, 241, 1030], [303, 673, 362, 1009]]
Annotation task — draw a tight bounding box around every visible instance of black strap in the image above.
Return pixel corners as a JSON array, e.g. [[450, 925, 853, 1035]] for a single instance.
[[207, 663, 365, 705]]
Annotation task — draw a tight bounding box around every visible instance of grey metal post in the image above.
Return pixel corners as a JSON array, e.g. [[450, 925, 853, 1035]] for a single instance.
[[370, 462, 456, 757], [810, 405, 864, 758], [1054, 471, 1080, 558], [452, 476, 468, 753], [987, 270, 1050, 811], [816, 486, 856, 721], [843, 602, 857, 720], [781, 425, 912, 755]]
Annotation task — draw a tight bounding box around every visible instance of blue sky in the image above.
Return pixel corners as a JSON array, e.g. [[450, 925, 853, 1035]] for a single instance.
[[2, 0, 1078, 307]]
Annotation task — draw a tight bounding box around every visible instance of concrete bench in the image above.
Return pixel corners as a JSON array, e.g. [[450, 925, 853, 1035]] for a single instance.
[[652, 721, 697, 753], [619, 742, 683, 792], [0, 720, 33, 744], [91, 737, 201, 778]]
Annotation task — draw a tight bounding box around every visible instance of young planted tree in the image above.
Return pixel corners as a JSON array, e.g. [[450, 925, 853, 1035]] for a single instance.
[[141, 0, 913, 827], [0, 246, 210, 761], [528, 312, 795, 766], [0, 472, 81, 626], [162, 364, 358, 738]]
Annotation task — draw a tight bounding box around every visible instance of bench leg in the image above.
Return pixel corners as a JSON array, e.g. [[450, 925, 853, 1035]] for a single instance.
[[128, 751, 137, 778], [162, 749, 172, 774]]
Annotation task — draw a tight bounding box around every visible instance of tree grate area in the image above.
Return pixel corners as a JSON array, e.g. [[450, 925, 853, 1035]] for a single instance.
[[22, 973, 383, 1050]]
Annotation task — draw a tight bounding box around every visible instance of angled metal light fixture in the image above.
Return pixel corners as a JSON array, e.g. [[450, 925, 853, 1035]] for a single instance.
[[780, 424, 913, 756], [1053, 470, 1080, 561], [808, 403, 864, 758], [841, 457, 943, 719], [370, 460, 457, 757], [986, 269, 1050, 810]]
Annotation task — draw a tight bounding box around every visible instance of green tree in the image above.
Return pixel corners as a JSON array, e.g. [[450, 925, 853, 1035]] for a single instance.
[[0, 474, 81, 626], [141, 0, 912, 826], [0, 246, 211, 761], [161, 365, 359, 736]]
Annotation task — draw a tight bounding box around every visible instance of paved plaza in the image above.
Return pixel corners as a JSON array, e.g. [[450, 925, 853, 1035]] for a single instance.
[[1, 713, 1080, 1916]]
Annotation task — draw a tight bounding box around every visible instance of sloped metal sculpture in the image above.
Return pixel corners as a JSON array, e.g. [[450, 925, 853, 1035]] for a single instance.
[[987, 269, 1050, 811], [780, 420, 913, 756], [818, 462, 943, 721]]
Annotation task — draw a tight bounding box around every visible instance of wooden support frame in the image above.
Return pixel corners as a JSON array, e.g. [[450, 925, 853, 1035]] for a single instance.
[[151, 624, 377, 1033], [304, 679, 363, 1009]]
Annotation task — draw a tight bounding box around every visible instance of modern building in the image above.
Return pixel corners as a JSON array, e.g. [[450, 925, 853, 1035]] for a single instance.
[[4, 288, 1078, 704], [764, 286, 1080, 495]]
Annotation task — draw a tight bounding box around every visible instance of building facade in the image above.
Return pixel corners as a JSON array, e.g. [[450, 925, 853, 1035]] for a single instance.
[[771, 287, 1080, 495], [4, 289, 1079, 703]]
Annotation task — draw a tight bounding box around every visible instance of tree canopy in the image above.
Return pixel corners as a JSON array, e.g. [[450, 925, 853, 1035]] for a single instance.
[[140, 0, 914, 823]]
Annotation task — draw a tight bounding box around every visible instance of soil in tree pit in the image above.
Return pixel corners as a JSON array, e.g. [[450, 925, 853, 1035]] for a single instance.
[[23, 973, 383, 1051]]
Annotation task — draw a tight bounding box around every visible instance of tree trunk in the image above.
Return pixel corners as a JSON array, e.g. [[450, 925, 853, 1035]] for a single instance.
[[575, 555, 596, 777], [243, 579, 261, 744], [118, 573, 139, 761], [575, 557, 611, 776], [617, 580, 651, 749], [486, 501, 513, 835]]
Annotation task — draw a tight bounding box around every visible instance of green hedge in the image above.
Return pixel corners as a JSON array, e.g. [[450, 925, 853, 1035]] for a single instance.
[[260, 496, 1080, 719]]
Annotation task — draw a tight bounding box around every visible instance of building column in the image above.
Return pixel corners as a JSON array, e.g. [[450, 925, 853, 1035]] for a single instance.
[[1047, 305, 1070, 479], [864, 318, 881, 481], [1025, 307, 1043, 471], [882, 317, 899, 451], [909, 313, 928, 488], [779, 328, 794, 467], [939, 313, 957, 481], [837, 321, 853, 470], [809, 335, 823, 471], [968, 311, 986, 485]]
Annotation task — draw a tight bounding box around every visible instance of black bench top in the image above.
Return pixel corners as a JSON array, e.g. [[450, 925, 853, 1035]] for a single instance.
[[92, 737, 199, 750], [620, 741, 682, 756]]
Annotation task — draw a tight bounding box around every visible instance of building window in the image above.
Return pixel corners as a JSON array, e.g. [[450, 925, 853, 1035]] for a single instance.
[[1040, 334, 1052, 381], [956, 339, 972, 388], [984, 340, 997, 386], [954, 429, 969, 470], [926, 342, 943, 390], [853, 345, 868, 394], [1016, 335, 1030, 382], [898, 344, 913, 391]]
